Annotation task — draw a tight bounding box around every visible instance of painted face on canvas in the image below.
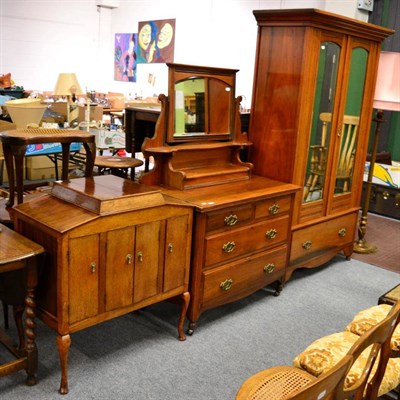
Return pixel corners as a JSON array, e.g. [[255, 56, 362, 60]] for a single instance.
[[139, 24, 151, 49], [157, 23, 173, 49]]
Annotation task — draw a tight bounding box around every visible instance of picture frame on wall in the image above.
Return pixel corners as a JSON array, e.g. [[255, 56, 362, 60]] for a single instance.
[[114, 33, 137, 82], [137, 19, 175, 63]]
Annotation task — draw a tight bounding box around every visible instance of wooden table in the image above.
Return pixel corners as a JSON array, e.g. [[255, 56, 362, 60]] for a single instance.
[[94, 155, 143, 180], [0, 129, 96, 207], [0, 223, 45, 385], [379, 284, 400, 305]]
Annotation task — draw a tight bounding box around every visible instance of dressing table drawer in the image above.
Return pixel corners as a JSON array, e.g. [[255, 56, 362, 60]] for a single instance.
[[204, 215, 289, 268], [255, 195, 291, 219], [202, 245, 287, 309], [206, 204, 253, 232]]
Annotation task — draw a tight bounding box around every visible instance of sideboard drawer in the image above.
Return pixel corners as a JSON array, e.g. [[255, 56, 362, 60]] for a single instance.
[[204, 215, 289, 267], [290, 213, 357, 264], [255, 195, 291, 219], [206, 204, 253, 232], [202, 245, 287, 309]]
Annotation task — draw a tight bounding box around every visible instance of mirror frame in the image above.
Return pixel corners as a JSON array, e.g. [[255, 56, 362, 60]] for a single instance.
[[166, 63, 239, 144]]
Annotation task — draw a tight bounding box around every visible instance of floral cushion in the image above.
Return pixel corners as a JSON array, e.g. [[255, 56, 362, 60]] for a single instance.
[[345, 304, 400, 352], [292, 331, 400, 397]]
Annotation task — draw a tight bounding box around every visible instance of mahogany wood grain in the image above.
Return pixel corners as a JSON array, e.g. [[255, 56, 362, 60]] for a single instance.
[[249, 9, 393, 278]]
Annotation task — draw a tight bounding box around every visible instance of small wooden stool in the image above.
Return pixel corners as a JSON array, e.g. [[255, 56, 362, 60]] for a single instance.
[[94, 155, 143, 180]]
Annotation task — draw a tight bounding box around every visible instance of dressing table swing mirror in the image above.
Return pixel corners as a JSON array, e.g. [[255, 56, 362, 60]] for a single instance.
[[140, 63, 253, 189], [140, 63, 299, 335]]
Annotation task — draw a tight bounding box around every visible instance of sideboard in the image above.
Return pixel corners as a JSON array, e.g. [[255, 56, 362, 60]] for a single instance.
[[12, 174, 193, 394]]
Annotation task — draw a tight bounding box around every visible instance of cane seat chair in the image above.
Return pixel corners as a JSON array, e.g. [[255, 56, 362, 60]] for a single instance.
[[235, 355, 352, 400], [303, 113, 360, 202], [293, 301, 400, 399], [237, 301, 400, 400]]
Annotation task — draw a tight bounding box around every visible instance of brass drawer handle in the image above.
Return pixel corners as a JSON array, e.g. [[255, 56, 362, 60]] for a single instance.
[[264, 263, 275, 274], [137, 251, 143, 262], [302, 240, 312, 250], [220, 278, 233, 291], [268, 204, 280, 215], [266, 229, 277, 240], [224, 214, 238, 226], [168, 243, 173, 253], [338, 228, 347, 237], [90, 262, 96, 273], [222, 241, 236, 253], [126, 254, 132, 264], [383, 191, 389, 200]]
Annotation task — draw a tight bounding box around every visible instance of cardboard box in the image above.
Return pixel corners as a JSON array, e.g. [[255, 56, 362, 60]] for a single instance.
[[364, 161, 400, 189], [78, 105, 103, 123], [91, 128, 125, 149], [26, 166, 62, 181], [26, 155, 56, 168]]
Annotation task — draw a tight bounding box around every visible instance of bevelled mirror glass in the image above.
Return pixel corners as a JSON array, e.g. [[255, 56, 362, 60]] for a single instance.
[[167, 63, 237, 143], [333, 47, 368, 196], [303, 41, 341, 204]]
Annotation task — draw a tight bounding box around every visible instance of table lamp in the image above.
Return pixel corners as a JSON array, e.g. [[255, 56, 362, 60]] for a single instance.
[[354, 51, 400, 253], [53, 73, 82, 123]]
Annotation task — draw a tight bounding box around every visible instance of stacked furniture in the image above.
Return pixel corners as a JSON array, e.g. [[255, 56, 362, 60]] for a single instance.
[[248, 9, 393, 281]]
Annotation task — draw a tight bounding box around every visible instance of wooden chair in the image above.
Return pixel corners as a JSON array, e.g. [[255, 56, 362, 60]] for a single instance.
[[236, 301, 400, 400], [303, 113, 360, 202], [235, 355, 352, 400]]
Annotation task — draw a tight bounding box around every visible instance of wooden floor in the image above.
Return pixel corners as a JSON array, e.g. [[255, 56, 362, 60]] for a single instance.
[[352, 212, 400, 274]]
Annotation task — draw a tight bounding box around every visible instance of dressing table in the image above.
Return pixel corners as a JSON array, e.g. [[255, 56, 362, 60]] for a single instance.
[[140, 63, 299, 333]]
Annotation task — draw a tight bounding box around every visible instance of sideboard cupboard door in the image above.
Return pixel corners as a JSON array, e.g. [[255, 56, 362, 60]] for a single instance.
[[69, 235, 100, 324], [105, 227, 135, 311], [163, 214, 190, 293], [133, 220, 162, 303]]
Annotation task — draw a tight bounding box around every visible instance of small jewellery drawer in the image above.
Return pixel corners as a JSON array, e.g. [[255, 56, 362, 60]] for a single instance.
[[202, 245, 287, 308], [255, 195, 291, 219], [290, 213, 357, 264], [204, 215, 289, 267], [206, 204, 253, 232]]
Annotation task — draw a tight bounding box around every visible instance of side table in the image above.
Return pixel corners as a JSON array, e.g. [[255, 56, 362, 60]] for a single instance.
[[379, 284, 400, 305], [0, 129, 96, 207], [0, 222, 45, 385]]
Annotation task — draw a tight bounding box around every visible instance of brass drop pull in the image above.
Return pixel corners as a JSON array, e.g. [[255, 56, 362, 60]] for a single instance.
[[137, 251, 143, 262], [90, 262, 96, 273], [383, 191, 390, 200], [338, 228, 347, 237], [302, 240, 312, 250], [222, 241, 236, 253], [266, 229, 277, 240], [126, 254, 132, 264], [168, 243, 173, 253], [220, 278, 233, 291], [224, 214, 238, 226], [268, 204, 280, 215], [264, 263, 275, 274]]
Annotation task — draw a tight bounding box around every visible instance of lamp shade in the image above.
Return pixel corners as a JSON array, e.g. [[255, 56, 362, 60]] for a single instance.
[[5, 99, 47, 129], [373, 51, 400, 111], [54, 73, 83, 97]]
